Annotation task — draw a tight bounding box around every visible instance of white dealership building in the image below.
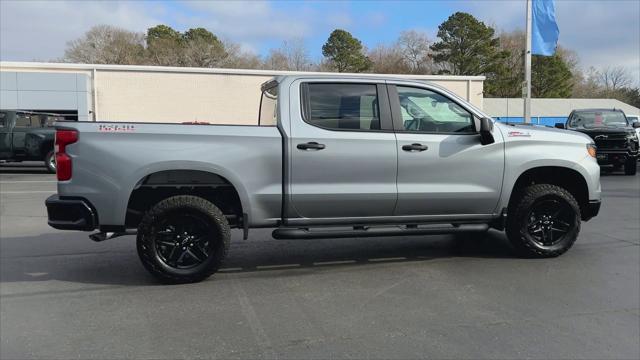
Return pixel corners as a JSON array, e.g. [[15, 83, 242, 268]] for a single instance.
[[0, 62, 485, 124], [2, 62, 638, 124]]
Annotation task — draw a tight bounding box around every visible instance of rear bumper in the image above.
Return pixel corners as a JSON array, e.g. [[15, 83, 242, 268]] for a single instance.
[[583, 200, 601, 221], [45, 195, 98, 231]]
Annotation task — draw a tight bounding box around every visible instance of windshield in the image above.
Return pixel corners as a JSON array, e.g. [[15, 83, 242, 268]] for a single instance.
[[568, 111, 629, 129]]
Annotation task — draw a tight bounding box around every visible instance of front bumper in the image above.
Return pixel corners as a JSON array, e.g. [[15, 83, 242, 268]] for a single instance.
[[583, 200, 601, 221], [45, 195, 98, 231], [596, 150, 637, 165]]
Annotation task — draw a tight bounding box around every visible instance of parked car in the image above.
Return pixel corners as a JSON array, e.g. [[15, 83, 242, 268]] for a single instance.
[[556, 109, 639, 175], [46, 75, 602, 283], [626, 114, 640, 159], [0, 110, 63, 172]]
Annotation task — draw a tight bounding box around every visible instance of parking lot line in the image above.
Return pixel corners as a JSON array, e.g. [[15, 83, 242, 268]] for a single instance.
[[0, 181, 57, 183], [0, 190, 56, 194]]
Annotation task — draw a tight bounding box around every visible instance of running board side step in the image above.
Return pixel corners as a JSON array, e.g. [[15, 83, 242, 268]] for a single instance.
[[272, 223, 489, 240]]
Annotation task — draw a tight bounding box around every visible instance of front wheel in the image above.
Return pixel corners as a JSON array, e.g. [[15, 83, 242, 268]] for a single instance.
[[137, 195, 230, 284], [506, 184, 581, 258], [44, 150, 56, 173], [624, 158, 637, 175]]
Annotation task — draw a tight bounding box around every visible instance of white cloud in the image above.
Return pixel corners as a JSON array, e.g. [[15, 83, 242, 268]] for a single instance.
[[180, 1, 313, 43], [454, 0, 640, 86], [0, 0, 162, 61]]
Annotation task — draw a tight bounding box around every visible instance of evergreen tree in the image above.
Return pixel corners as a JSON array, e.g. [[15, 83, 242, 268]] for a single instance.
[[322, 29, 372, 73]]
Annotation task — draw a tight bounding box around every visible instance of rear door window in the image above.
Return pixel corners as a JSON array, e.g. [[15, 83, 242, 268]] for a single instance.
[[303, 83, 380, 131]]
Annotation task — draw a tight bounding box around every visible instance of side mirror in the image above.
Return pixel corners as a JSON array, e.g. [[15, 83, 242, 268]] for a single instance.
[[555, 123, 565, 129], [633, 122, 640, 129], [479, 117, 495, 145]]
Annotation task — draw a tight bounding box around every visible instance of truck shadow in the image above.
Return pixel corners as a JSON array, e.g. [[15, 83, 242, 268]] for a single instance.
[[0, 230, 514, 287], [0, 164, 50, 174]]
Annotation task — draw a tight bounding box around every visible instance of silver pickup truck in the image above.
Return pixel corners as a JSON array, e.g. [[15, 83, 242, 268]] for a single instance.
[[46, 75, 602, 283]]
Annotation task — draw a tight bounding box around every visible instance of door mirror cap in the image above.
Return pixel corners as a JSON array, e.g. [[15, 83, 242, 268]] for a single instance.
[[555, 123, 565, 129], [479, 117, 495, 145], [632, 122, 640, 129]]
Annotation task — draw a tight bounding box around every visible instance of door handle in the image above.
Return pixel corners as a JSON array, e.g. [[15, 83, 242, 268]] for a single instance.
[[402, 143, 428, 152], [297, 142, 326, 150]]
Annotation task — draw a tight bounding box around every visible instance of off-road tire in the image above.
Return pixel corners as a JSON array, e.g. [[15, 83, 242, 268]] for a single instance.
[[44, 150, 56, 173], [137, 195, 230, 284], [624, 158, 637, 175], [506, 184, 581, 258]]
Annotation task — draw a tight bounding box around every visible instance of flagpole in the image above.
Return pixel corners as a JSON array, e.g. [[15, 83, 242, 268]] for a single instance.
[[524, 0, 532, 124]]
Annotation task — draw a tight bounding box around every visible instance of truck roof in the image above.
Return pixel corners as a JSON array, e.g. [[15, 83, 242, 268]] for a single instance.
[[571, 108, 625, 113]]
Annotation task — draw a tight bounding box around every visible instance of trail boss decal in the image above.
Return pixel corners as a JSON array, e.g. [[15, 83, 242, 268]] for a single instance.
[[98, 124, 136, 132], [508, 130, 531, 137]]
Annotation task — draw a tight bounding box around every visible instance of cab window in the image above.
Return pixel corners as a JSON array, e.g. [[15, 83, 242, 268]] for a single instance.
[[14, 114, 33, 128], [396, 86, 474, 133], [303, 83, 380, 131]]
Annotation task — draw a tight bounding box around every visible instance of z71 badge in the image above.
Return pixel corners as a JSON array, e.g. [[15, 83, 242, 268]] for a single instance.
[[98, 124, 136, 132]]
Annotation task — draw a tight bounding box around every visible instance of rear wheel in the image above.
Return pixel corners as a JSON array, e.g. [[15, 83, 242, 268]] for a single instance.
[[506, 184, 581, 258], [44, 150, 56, 173], [137, 195, 230, 284], [624, 158, 637, 175]]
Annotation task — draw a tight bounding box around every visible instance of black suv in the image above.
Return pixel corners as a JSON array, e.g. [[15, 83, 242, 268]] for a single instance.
[[556, 109, 639, 175]]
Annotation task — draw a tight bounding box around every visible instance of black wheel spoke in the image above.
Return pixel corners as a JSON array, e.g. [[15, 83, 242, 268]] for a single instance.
[[153, 212, 214, 269], [526, 196, 576, 247], [186, 248, 204, 262]]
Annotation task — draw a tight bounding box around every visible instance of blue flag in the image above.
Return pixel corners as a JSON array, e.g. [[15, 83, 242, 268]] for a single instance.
[[532, 0, 559, 56]]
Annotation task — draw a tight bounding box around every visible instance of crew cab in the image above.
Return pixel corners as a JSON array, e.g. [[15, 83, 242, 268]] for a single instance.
[[556, 109, 639, 175], [46, 75, 602, 283], [0, 110, 61, 172]]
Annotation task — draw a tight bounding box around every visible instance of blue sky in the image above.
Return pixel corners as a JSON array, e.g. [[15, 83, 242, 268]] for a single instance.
[[1, 0, 639, 84]]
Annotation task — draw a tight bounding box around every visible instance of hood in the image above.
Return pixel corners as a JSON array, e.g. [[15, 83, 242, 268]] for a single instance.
[[569, 127, 634, 135], [495, 122, 592, 143]]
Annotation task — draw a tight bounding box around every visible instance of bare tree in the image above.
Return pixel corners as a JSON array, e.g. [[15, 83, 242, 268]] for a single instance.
[[398, 30, 433, 74], [263, 39, 312, 71], [263, 48, 290, 70], [64, 25, 145, 65], [598, 66, 633, 93], [220, 41, 262, 69], [368, 44, 410, 74]]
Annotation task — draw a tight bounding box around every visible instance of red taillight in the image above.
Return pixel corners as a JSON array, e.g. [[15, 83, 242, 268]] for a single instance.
[[55, 130, 78, 181]]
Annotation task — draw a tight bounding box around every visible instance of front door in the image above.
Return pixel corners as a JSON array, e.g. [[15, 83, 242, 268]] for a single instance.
[[288, 81, 398, 220], [390, 84, 504, 216]]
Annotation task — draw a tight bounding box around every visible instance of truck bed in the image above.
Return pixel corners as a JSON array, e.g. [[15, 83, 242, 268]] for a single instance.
[[56, 121, 283, 228]]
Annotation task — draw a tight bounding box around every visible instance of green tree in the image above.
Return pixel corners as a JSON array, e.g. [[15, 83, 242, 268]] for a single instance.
[[322, 29, 372, 72], [182, 27, 227, 67], [430, 12, 508, 95], [532, 54, 574, 97], [146, 25, 183, 66], [147, 24, 182, 43]]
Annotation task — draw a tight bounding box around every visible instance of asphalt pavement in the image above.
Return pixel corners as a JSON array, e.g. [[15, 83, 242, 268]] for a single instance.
[[1, 162, 639, 359]]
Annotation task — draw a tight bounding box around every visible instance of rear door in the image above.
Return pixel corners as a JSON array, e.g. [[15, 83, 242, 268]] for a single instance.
[[287, 80, 398, 221], [389, 84, 504, 216]]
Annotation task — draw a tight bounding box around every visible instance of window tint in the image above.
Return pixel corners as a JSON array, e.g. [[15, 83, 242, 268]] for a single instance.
[[0, 112, 6, 128], [15, 114, 32, 128], [396, 86, 474, 133], [305, 83, 380, 131]]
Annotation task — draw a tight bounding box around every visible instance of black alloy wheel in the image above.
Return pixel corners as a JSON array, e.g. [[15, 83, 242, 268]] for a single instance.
[[525, 198, 576, 247], [137, 195, 230, 283], [154, 212, 214, 269]]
